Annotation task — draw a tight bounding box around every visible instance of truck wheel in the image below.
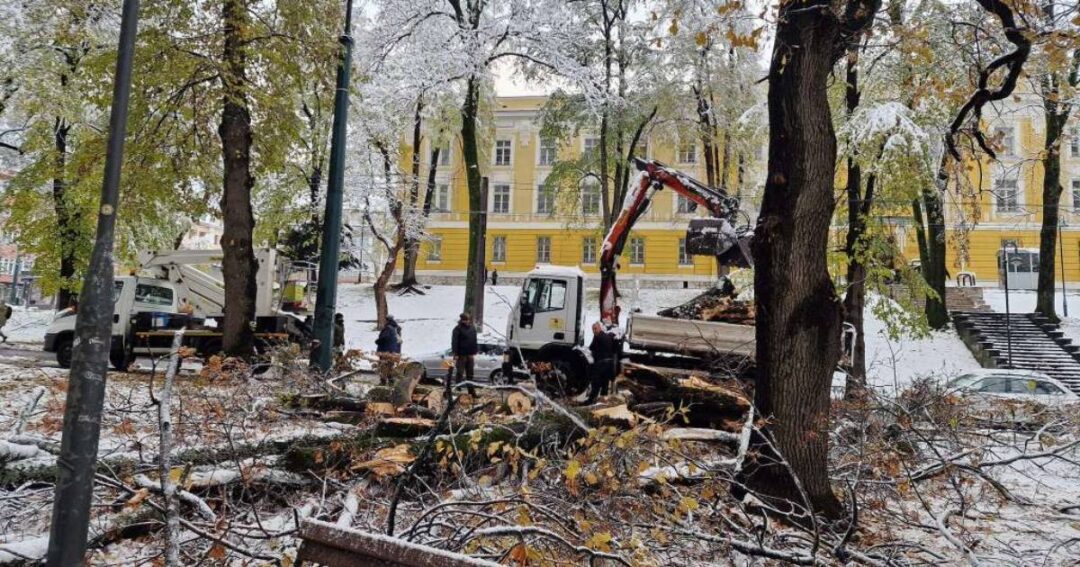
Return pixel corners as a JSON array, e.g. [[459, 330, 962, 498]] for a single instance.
[[533, 346, 588, 399], [110, 349, 131, 371], [56, 337, 73, 369]]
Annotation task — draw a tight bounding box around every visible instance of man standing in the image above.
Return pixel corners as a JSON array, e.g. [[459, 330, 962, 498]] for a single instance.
[[450, 313, 478, 397], [333, 313, 346, 355], [491, 269, 499, 286], [375, 316, 401, 385], [585, 321, 616, 404], [0, 301, 9, 343]]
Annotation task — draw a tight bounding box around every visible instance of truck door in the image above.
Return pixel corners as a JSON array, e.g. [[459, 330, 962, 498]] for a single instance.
[[111, 280, 128, 337], [519, 277, 571, 346]]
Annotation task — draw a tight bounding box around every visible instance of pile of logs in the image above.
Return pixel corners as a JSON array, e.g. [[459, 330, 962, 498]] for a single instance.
[[656, 285, 755, 325]]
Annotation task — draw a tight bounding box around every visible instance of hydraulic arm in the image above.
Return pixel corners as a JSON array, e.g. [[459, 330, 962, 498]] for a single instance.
[[599, 157, 753, 325]]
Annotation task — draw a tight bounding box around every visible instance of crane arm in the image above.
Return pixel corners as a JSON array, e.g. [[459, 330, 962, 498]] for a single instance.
[[599, 158, 752, 325]]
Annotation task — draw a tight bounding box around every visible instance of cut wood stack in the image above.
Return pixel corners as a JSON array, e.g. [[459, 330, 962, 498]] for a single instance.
[[656, 285, 755, 325]]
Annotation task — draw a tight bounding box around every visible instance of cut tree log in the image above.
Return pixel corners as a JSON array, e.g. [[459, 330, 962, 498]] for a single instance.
[[589, 405, 640, 429], [375, 418, 436, 438], [506, 392, 532, 415], [391, 362, 425, 407], [621, 363, 750, 430]]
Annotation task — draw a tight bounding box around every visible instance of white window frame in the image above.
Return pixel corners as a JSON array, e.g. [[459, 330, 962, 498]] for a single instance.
[[678, 238, 694, 266], [536, 236, 552, 263], [492, 235, 507, 263], [491, 184, 512, 214], [1070, 128, 1079, 158], [677, 141, 698, 164], [434, 143, 450, 167], [994, 176, 1020, 214], [494, 139, 512, 166], [583, 137, 600, 156], [582, 237, 597, 264], [432, 183, 450, 212], [993, 126, 1016, 157], [675, 194, 694, 215], [1071, 179, 1080, 212], [536, 184, 555, 215], [426, 237, 443, 262], [581, 182, 601, 216], [538, 137, 557, 166], [629, 236, 645, 265]]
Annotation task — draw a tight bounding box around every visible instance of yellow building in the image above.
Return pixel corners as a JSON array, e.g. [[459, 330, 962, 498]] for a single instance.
[[410, 96, 763, 283]]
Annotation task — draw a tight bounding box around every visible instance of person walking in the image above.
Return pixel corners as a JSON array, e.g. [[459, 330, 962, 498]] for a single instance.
[[375, 316, 401, 385], [450, 313, 478, 397], [585, 321, 616, 404], [333, 313, 346, 356], [0, 301, 10, 343], [491, 269, 498, 286]]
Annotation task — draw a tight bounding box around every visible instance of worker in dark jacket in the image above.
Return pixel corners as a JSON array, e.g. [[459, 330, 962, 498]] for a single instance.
[[375, 316, 401, 385], [450, 313, 478, 397], [585, 321, 616, 404]]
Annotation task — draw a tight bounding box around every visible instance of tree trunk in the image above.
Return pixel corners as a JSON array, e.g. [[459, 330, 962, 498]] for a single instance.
[[1036, 81, 1070, 321], [922, 154, 950, 329], [52, 119, 77, 311], [218, 0, 258, 357], [746, 0, 859, 519], [841, 49, 869, 396], [399, 98, 424, 288], [461, 76, 484, 318], [695, 84, 719, 189]]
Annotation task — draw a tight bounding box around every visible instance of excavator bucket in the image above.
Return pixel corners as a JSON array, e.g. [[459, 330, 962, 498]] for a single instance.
[[685, 218, 753, 268]]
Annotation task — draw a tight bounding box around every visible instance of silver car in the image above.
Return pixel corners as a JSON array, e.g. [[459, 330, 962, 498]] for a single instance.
[[415, 341, 508, 383], [946, 369, 1079, 425]]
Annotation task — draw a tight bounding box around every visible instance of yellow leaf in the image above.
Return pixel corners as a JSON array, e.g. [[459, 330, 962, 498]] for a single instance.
[[668, 20, 679, 36], [565, 459, 582, 481], [695, 31, 708, 47], [585, 531, 613, 552], [478, 475, 492, 488], [517, 505, 533, 526], [585, 471, 599, 486], [678, 496, 699, 514]]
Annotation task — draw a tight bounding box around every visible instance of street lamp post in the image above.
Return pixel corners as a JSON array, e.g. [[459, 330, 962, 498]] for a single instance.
[[312, 0, 355, 372], [1060, 220, 1068, 318]]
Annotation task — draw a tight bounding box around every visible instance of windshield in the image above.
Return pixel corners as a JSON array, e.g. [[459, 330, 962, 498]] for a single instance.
[[946, 374, 981, 389], [524, 278, 567, 313]]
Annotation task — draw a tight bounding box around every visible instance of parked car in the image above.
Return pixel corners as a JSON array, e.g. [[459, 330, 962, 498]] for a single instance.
[[415, 340, 508, 383], [945, 369, 1079, 425]]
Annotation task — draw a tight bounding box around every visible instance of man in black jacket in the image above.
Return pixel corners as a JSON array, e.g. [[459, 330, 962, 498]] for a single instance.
[[585, 321, 616, 404], [450, 313, 478, 397]]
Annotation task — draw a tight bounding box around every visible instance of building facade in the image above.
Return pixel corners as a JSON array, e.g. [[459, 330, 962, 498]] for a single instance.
[[411, 96, 764, 283]]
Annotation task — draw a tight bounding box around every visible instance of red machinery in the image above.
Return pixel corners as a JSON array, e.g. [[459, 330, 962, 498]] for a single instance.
[[599, 158, 753, 325]]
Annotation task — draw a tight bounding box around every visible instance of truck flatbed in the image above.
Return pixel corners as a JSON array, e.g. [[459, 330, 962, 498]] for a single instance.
[[626, 314, 755, 358]]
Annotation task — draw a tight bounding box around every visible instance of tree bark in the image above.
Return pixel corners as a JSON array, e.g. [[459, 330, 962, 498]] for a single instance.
[[52, 118, 77, 310], [747, 0, 877, 519], [841, 49, 871, 396], [1036, 108, 1066, 322], [218, 0, 258, 357], [461, 75, 484, 318], [399, 98, 424, 288], [921, 154, 950, 329]]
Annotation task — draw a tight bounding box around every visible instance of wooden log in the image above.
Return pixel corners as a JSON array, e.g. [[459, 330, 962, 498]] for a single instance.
[[391, 362, 425, 407], [621, 364, 750, 430], [374, 418, 436, 438], [589, 404, 640, 429], [297, 519, 501, 567], [284, 394, 368, 413]]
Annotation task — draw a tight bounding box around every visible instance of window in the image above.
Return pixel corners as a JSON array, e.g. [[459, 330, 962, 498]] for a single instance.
[[536, 236, 551, 263], [993, 126, 1015, 157], [995, 178, 1019, 213], [1072, 179, 1080, 211], [494, 139, 512, 166], [492, 184, 511, 214], [1070, 128, 1079, 158], [113, 281, 125, 302], [678, 238, 693, 265], [583, 137, 600, 156], [492, 236, 507, 263], [426, 237, 443, 261], [677, 141, 697, 164], [582, 237, 597, 264], [524, 277, 567, 312], [629, 236, 645, 265], [537, 184, 555, 214], [581, 183, 601, 215], [1009, 378, 1065, 395], [434, 144, 450, 167], [676, 194, 695, 214], [973, 376, 1009, 393], [539, 138, 557, 165], [432, 183, 450, 212], [135, 284, 174, 307]]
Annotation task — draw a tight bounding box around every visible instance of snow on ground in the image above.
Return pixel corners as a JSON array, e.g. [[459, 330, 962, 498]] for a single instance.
[[338, 284, 978, 392]]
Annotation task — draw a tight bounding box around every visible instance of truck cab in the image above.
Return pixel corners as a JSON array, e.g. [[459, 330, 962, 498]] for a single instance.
[[506, 266, 591, 395], [43, 276, 182, 369]]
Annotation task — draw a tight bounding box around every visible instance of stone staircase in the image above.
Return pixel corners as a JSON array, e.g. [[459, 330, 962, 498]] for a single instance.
[[946, 287, 991, 312], [952, 311, 1080, 394]]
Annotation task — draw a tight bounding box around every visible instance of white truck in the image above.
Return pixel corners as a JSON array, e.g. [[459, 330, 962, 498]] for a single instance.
[[43, 247, 315, 369], [504, 265, 756, 396]]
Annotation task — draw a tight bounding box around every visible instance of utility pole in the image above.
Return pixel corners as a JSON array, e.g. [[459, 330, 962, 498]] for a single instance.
[[9, 254, 20, 304], [46, 0, 139, 564], [313, 0, 355, 372], [1060, 220, 1068, 317]]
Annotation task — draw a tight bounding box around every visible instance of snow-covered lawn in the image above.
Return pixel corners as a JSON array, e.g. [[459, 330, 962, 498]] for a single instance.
[[1, 307, 54, 345]]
